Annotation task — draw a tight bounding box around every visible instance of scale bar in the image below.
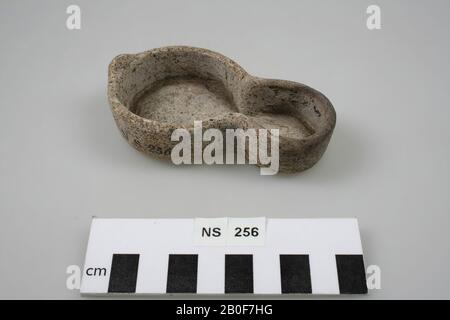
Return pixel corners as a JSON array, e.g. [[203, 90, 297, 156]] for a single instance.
[[81, 218, 367, 295]]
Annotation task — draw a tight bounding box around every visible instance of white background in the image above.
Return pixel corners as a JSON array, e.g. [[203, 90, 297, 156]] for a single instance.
[[0, 0, 449, 299]]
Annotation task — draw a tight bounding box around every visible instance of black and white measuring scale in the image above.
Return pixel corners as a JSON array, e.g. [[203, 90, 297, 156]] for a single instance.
[[80, 218, 367, 295]]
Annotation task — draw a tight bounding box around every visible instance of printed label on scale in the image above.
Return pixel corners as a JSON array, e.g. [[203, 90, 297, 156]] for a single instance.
[[193, 217, 266, 246]]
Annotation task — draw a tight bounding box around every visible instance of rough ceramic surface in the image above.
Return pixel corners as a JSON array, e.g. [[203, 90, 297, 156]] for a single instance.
[[107, 46, 336, 173]]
